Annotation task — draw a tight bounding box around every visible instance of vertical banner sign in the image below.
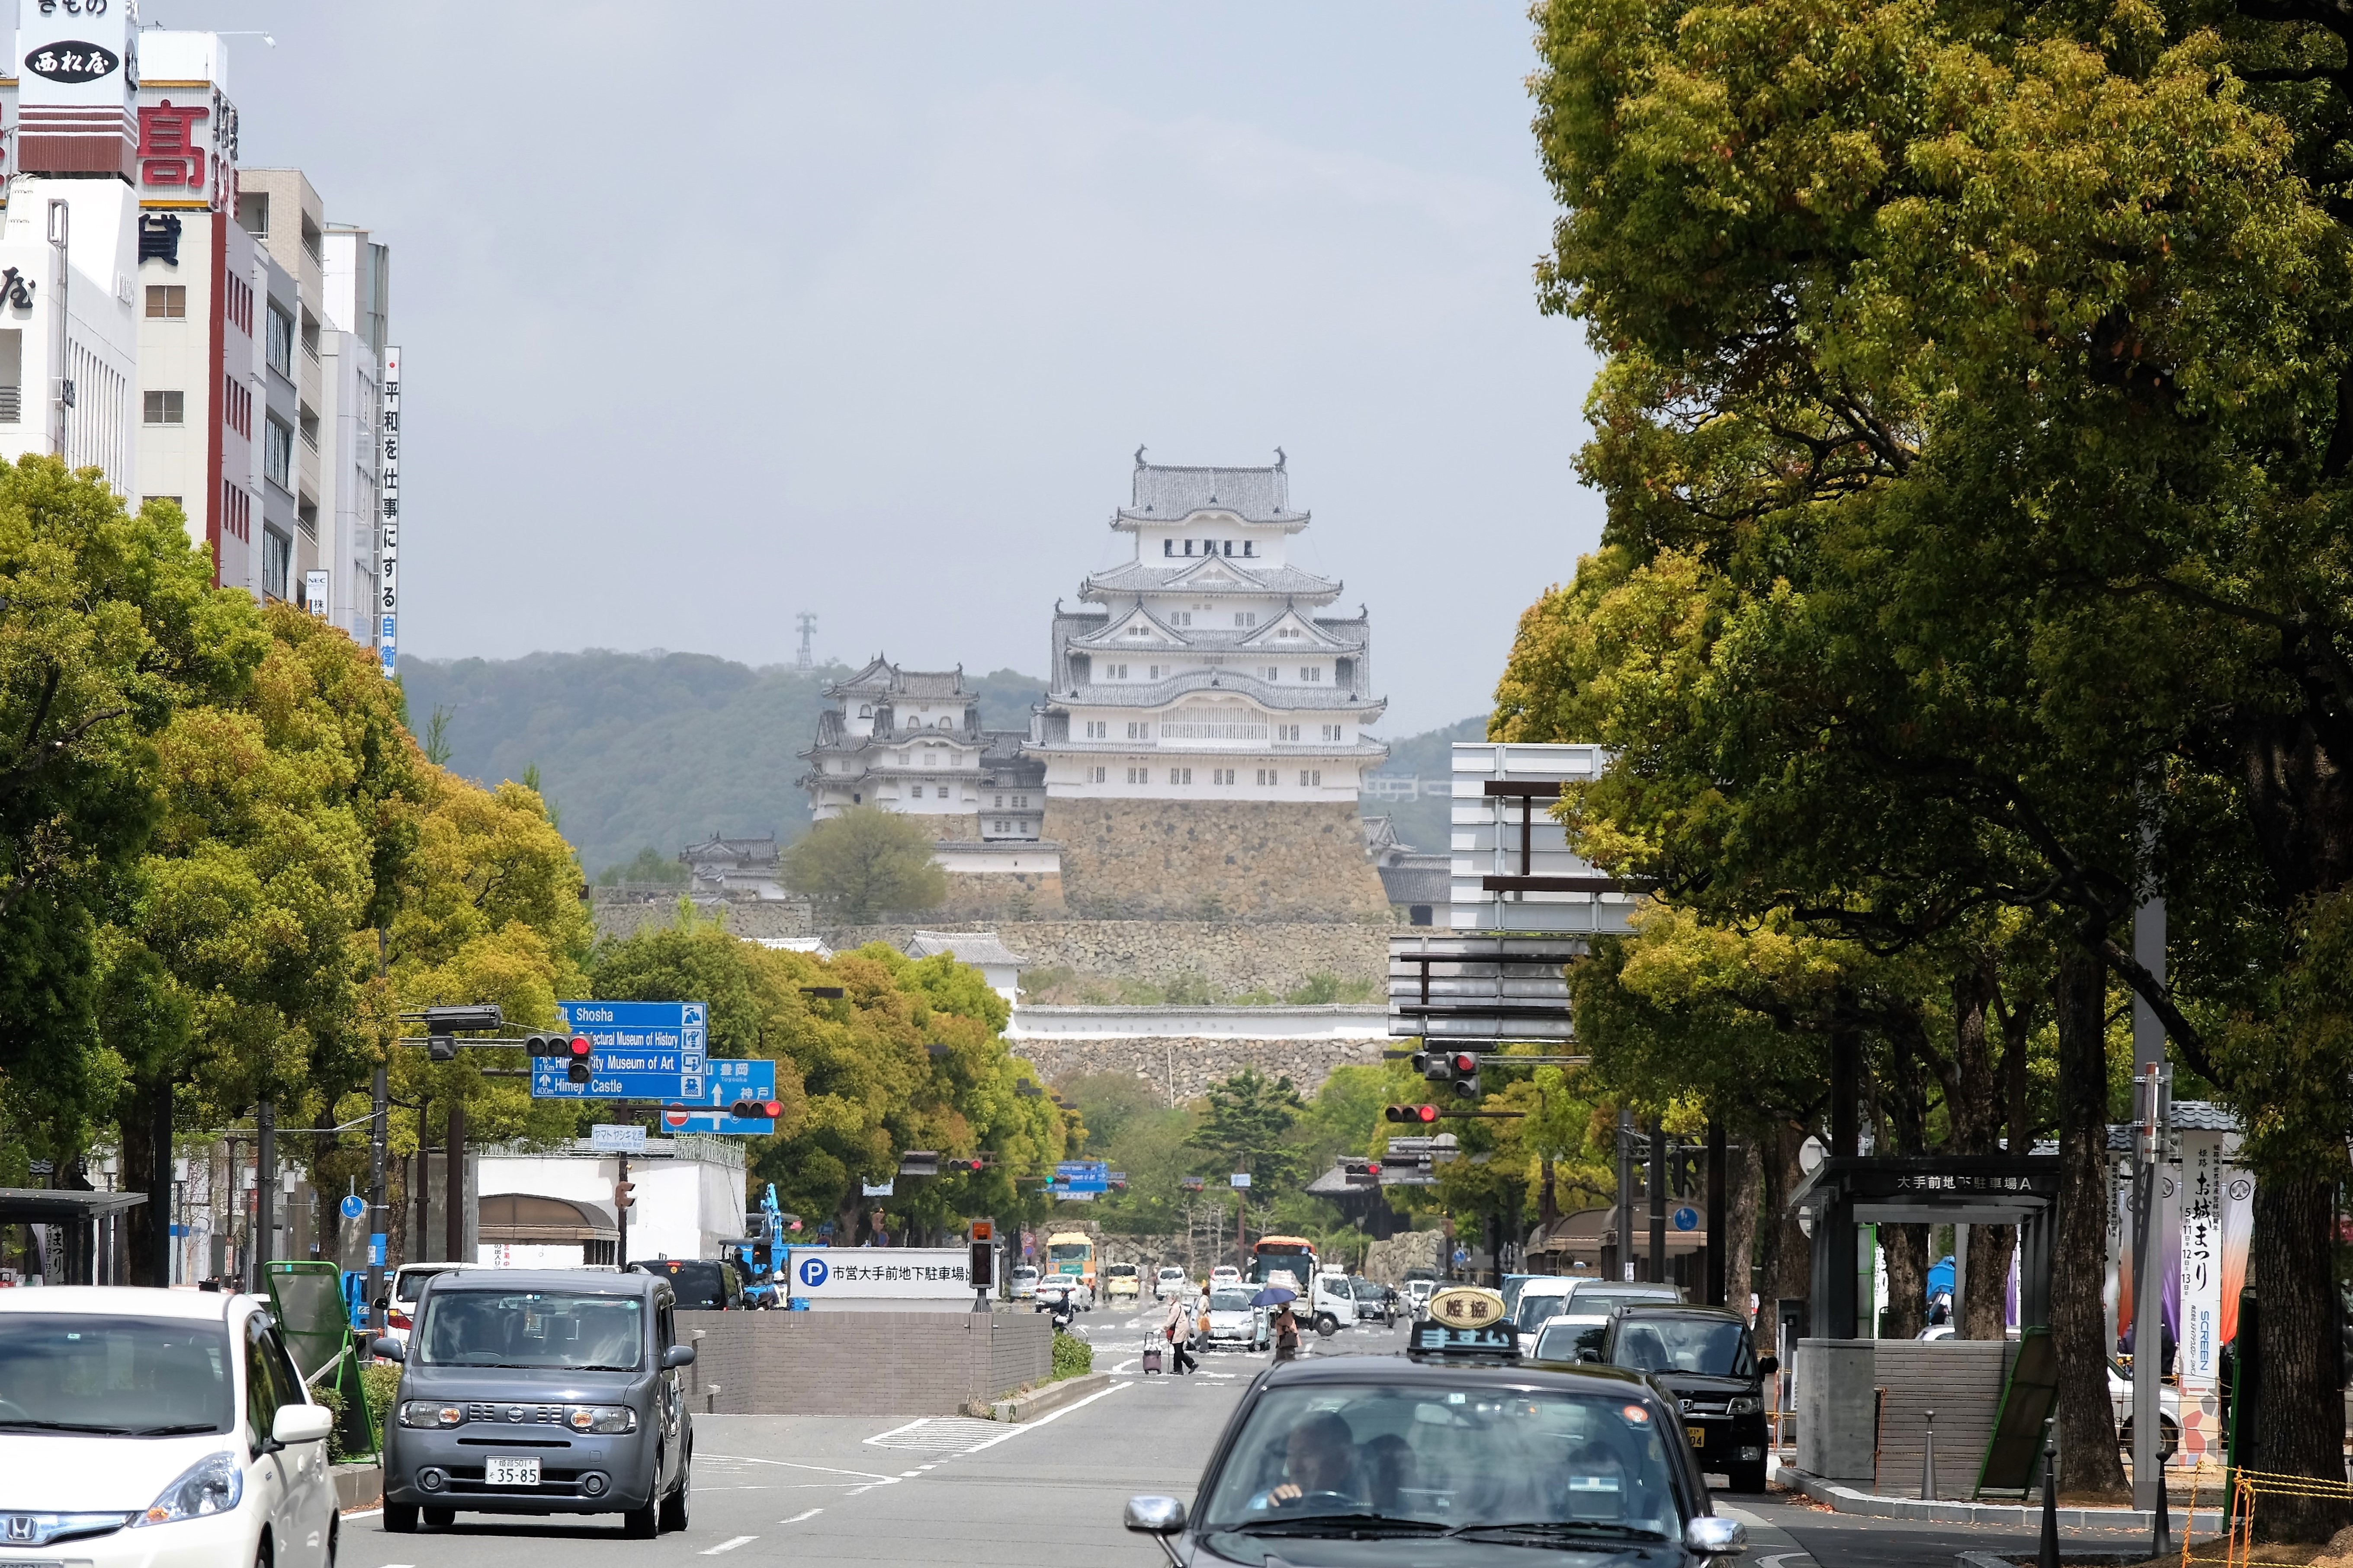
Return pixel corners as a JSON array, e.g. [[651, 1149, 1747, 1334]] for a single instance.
[[378, 346, 400, 675], [2177, 1131, 2224, 1392], [304, 568, 329, 619], [2217, 1163, 2256, 1349]]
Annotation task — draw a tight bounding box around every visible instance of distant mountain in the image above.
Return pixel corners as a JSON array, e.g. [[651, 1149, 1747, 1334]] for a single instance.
[[1361, 714, 1484, 853], [397, 652, 1046, 879]]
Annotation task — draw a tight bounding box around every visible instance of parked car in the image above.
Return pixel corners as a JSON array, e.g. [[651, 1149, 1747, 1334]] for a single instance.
[[0, 1286, 340, 1568], [2106, 1357, 2182, 1457], [627, 1257, 742, 1311], [1103, 1263, 1142, 1304], [1154, 1265, 1191, 1300], [375, 1268, 695, 1536], [1201, 1285, 1270, 1351], [1010, 1265, 1040, 1301]]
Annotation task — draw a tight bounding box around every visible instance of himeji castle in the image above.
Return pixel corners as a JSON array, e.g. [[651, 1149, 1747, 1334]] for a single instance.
[[1030, 450, 1389, 802]]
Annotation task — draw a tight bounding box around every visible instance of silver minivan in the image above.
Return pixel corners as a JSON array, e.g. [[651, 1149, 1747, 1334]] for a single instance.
[[374, 1270, 696, 1536]]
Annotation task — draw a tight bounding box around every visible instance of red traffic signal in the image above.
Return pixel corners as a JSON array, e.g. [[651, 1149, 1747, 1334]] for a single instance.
[[1384, 1104, 1441, 1124], [570, 1035, 592, 1057], [729, 1098, 784, 1120]]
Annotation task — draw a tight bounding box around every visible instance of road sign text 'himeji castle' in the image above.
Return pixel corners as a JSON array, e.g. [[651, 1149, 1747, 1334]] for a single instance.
[[800, 451, 1394, 920]]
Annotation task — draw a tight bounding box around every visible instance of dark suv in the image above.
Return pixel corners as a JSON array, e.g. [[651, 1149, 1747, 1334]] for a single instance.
[[1602, 1305, 1775, 1493], [629, 1258, 742, 1311], [375, 1269, 697, 1535]]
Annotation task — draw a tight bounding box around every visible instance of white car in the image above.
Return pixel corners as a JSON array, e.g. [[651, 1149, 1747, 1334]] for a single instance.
[[1035, 1276, 1095, 1312], [1210, 1266, 1241, 1286], [1404, 1278, 1438, 1318], [1530, 1311, 1615, 1363], [379, 1260, 503, 1348], [1201, 1286, 1269, 1351], [1154, 1266, 1190, 1300], [1009, 1265, 1040, 1302], [0, 1286, 339, 1568]]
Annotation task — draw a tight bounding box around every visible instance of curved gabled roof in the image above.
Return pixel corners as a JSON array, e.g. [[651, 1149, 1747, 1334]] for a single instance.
[[1082, 558, 1339, 601], [1112, 455, 1307, 527]]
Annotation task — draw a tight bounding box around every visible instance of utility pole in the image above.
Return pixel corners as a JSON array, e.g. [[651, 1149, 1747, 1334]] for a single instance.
[[251, 1099, 275, 1292], [1706, 1119, 1727, 1308], [1648, 1117, 1669, 1286], [2131, 773, 2173, 1536], [46, 198, 67, 458], [616, 1151, 631, 1268], [367, 929, 389, 1333], [444, 1100, 466, 1265], [1615, 1109, 1634, 1282]]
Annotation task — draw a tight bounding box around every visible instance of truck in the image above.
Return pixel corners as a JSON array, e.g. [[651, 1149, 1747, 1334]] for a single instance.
[[720, 1183, 800, 1308]]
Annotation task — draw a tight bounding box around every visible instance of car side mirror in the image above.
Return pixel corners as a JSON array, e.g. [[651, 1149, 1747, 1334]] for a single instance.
[[273, 1404, 335, 1447], [662, 1344, 697, 1369], [370, 1337, 406, 1363], [1685, 1517, 1747, 1555], [1756, 1354, 1779, 1377], [1125, 1496, 1186, 1533]]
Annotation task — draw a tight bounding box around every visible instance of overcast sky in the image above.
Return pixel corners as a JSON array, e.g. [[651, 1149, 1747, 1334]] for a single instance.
[[171, 1, 1604, 735]]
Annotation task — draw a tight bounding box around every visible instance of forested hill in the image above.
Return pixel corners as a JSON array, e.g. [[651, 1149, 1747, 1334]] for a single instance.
[[1366, 714, 1485, 852], [397, 652, 1046, 879]]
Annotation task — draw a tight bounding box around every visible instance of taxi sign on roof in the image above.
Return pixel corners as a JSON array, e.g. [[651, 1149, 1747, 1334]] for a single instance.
[[1410, 1286, 1518, 1360], [1427, 1286, 1506, 1328]]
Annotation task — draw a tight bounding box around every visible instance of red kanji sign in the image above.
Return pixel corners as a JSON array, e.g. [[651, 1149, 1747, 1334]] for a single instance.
[[138, 99, 209, 189]]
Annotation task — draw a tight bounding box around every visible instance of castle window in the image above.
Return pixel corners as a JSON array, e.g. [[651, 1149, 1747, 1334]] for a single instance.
[[1244, 540, 1254, 556], [1015, 795, 1028, 807], [1256, 769, 1274, 786], [1086, 720, 1107, 739], [1110, 664, 1129, 680], [1323, 724, 1342, 741], [1127, 767, 1147, 784], [1264, 667, 1280, 681], [1297, 770, 1323, 787], [1127, 722, 1150, 740], [1278, 725, 1301, 742], [859, 704, 873, 718], [1091, 766, 1107, 782], [1171, 768, 1192, 786], [994, 795, 1004, 807], [1148, 665, 1162, 680], [1300, 667, 1322, 682], [1213, 768, 1235, 785], [1222, 540, 1233, 556], [911, 785, 924, 798], [1234, 612, 1257, 627], [1171, 612, 1191, 626], [1163, 539, 1173, 556], [1184, 540, 1195, 556]]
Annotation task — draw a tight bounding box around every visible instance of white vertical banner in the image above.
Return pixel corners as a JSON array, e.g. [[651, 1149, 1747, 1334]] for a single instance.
[[2177, 1130, 2225, 1392], [378, 346, 399, 674], [304, 569, 329, 619]]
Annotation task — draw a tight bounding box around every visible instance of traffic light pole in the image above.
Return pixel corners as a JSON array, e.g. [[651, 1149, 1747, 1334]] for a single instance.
[[367, 1063, 388, 1332], [616, 1152, 630, 1269]]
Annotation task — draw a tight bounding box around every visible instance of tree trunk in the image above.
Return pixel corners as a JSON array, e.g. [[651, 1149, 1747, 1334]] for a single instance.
[[1965, 1223, 2014, 1340], [1774, 1122, 1812, 1304], [2053, 942, 2129, 1502], [1725, 1129, 1762, 1322], [117, 1070, 173, 1288], [1882, 1224, 1928, 1340], [2244, 1174, 2353, 1539]]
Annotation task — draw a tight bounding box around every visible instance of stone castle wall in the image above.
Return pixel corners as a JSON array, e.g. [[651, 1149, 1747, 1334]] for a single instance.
[[1044, 798, 1392, 921], [591, 893, 814, 943], [821, 920, 1390, 995], [1006, 1033, 1390, 1103]]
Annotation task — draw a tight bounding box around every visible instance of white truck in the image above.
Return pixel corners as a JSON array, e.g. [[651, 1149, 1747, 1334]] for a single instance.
[[1309, 1268, 1358, 1336]]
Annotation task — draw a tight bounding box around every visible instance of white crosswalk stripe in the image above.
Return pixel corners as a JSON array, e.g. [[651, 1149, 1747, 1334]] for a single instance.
[[860, 1416, 1006, 1456]]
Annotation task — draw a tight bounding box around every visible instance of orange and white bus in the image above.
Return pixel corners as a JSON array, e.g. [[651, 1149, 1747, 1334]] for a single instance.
[[1044, 1231, 1096, 1290], [1249, 1235, 1318, 1289]]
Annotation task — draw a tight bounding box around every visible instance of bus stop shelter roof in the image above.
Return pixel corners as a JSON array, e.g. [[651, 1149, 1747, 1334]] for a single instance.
[[0, 1188, 147, 1225]]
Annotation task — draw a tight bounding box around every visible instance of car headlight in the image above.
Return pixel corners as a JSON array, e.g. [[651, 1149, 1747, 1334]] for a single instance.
[[1727, 1395, 1763, 1415], [565, 1404, 637, 1434], [135, 1450, 243, 1526], [398, 1400, 465, 1428]]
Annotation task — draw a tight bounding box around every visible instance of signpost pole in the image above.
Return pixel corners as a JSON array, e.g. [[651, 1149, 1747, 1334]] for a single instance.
[[617, 1151, 629, 1270], [367, 928, 389, 1333], [445, 1100, 465, 1265]]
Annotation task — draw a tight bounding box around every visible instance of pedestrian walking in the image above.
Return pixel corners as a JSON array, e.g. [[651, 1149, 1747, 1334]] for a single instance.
[[1161, 1292, 1197, 1375], [1273, 1302, 1301, 1362]]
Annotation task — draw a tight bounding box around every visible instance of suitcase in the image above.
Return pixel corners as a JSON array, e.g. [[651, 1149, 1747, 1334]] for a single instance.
[[1142, 1338, 1164, 1375]]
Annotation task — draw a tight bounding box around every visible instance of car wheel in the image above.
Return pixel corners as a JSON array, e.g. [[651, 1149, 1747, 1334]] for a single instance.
[[382, 1504, 418, 1536], [421, 1507, 454, 1530], [622, 1499, 658, 1539], [659, 1462, 690, 1533], [1316, 1315, 1338, 1337], [1726, 1462, 1768, 1494], [325, 1516, 339, 1568], [255, 1536, 272, 1568]]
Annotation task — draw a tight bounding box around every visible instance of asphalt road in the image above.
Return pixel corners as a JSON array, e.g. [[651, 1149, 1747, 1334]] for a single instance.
[[348, 1301, 2168, 1568]]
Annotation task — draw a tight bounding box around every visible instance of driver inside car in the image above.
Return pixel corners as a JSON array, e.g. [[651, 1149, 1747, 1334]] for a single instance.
[[1250, 1411, 1361, 1511]]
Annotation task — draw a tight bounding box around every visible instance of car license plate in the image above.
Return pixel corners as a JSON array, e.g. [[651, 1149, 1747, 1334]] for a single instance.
[[485, 1456, 541, 1487], [1686, 1424, 1706, 1447]]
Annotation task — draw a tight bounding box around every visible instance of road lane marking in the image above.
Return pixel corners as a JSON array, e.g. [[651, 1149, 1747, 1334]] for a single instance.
[[698, 1453, 900, 1483], [959, 1379, 1136, 1451], [700, 1537, 757, 1555], [780, 1510, 823, 1524]]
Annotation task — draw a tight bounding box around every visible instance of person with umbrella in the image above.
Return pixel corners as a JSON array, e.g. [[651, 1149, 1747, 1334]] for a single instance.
[[1253, 1283, 1302, 1361]]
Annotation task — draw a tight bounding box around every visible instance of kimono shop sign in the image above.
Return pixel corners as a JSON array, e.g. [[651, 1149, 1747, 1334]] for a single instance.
[[784, 1247, 973, 1303]]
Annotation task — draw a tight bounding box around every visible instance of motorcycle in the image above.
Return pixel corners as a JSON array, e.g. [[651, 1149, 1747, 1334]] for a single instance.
[[1048, 1299, 1077, 1333]]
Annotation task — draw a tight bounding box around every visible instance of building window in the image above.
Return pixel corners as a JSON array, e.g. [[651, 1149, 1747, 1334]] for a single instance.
[[147, 494, 183, 513], [1171, 611, 1191, 626], [924, 751, 937, 766], [144, 284, 186, 319], [1126, 766, 1146, 784], [265, 305, 294, 378], [1091, 766, 1107, 782], [1264, 667, 1280, 681], [1170, 768, 1192, 786], [261, 526, 291, 600], [1322, 724, 1343, 741], [1278, 724, 1301, 742], [1213, 768, 1235, 785], [1163, 539, 1172, 556], [1110, 664, 1129, 680], [263, 416, 292, 488], [1300, 666, 1323, 682], [1244, 540, 1254, 556], [1234, 612, 1257, 627], [238, 191, 268, 237], [1298, 770, 1323, 787], [1127, 722, 1149, 740], [1085, 721, 1107, 739], [143, 389, 184, 425], [911, 785, 923, 798], [1256, 769, 1274, 786]]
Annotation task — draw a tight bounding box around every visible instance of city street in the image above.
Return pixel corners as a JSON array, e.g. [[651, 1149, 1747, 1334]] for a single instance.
[[347, 1304, 2170, 1568]]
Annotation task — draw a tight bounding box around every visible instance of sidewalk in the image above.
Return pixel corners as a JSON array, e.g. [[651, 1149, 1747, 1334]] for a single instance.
[[1771, 1458, 2224, 1536]]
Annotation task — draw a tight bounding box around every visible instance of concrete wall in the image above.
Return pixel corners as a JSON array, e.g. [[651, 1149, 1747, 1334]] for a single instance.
[[674, 1310, 1052, 1416], [1797, 1339, 1879, 1485], [825, 920, 1392, 995], [1045, 798, 1392, 920]]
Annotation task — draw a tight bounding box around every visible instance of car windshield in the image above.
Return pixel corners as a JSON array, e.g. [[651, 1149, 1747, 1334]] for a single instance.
[[1196, 1382, 1686, 1541], [417, 1292, 644, 1369], [637, 1261, 728, 1310], [393, 1267, 453, 1308], [0, 1314, 235, 1434], [1534, 1317, 1612, 1363], [1210, 1289, 1255, 1311], [1613, 1318, 1754, 1377], [1108, 1266, 1137, 1277], [1513, 1290, 1573, 1332], [1575, 1290, 1673, 1321]]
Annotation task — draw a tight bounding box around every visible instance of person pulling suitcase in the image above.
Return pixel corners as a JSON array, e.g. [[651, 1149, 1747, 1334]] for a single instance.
[[1160, 1291, 1197, 1375]]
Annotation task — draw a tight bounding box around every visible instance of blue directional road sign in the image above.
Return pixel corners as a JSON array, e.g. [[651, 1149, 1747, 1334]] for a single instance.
[[1672, 1205, 1699, 1233], [1055, 1160, 1108, 1194], [661, 1056, 780, 1135], [532, 1000, 710, 1100], [339, 1194, 366, 1221]]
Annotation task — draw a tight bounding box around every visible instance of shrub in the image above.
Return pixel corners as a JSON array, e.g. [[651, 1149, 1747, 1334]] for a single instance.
[[1051, 1329, 1092, 1381]]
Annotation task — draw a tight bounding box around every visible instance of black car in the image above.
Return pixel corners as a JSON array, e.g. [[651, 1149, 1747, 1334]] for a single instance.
[[1601, 1304, 1775, 1494], [1120, 1311, 1746, 1567], [629, 1258, 742, 1311]]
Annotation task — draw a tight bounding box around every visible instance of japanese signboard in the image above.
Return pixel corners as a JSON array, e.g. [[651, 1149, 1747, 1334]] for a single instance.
[[783, 1246, 973, 1303], [2177, 1130, 2224, 1392], [377, 346, 399, 674]]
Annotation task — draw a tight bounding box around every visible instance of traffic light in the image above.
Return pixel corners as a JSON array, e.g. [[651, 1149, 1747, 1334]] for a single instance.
[[523, 1031, 593, 1082], [969, 1223, 995, 1290], [1413, 1049, 1482, 1099], [730, 1097, 784, 1119], [613, 1180, 635, 1211], [427, 1035, 456, 1063], [1385, 1103, 1441, 1124], [418, 1004, 503, 1033], [943, 1156, 986, 1174]]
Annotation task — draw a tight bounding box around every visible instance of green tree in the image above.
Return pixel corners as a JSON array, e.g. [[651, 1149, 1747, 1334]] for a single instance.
[[782, 805, 945, 921], [1185, 1068, 1307, 1190], [595, 846, 688, 887]]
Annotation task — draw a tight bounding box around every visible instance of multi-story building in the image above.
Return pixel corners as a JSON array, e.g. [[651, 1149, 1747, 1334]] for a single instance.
[[319, 227, 389, 642], [1030, 453, 1387, 802], [236, 170, 325, 601], [802, 659, 1046, 841]]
